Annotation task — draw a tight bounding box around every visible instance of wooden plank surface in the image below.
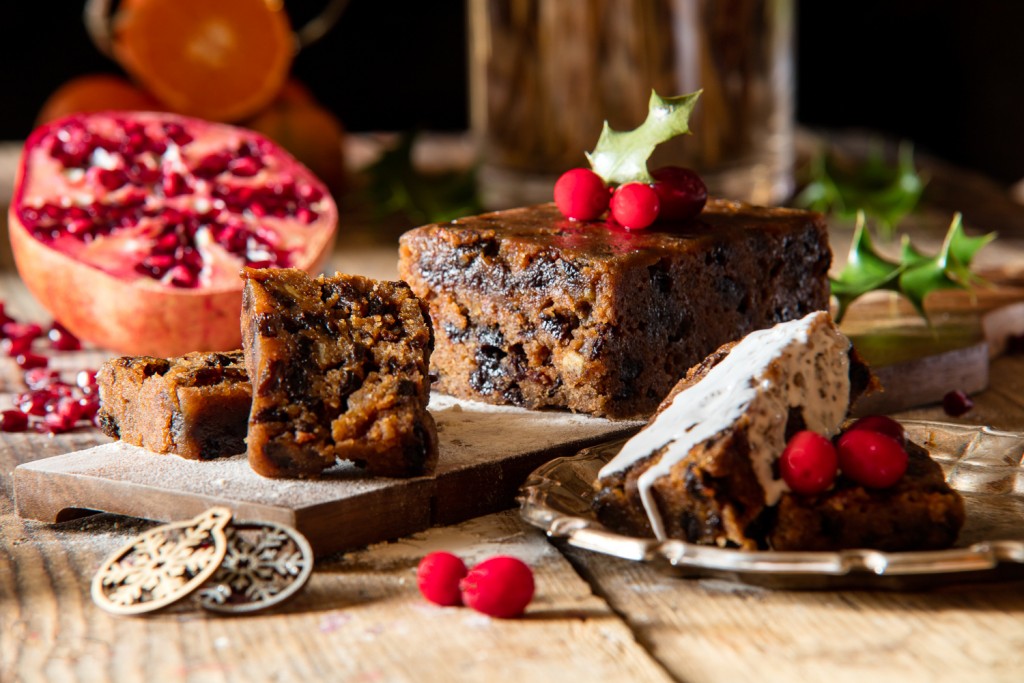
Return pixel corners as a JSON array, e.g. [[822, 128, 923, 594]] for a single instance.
[[11, 394, 642, 556]]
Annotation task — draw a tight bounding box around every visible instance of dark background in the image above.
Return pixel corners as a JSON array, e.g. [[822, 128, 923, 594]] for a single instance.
[[2, 1, 1022, 184]]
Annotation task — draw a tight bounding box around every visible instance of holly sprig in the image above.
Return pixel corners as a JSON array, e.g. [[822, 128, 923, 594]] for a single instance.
[[585, 90, 702, 185], [831, 211, 995, 322], [796, 141, 926, 239]]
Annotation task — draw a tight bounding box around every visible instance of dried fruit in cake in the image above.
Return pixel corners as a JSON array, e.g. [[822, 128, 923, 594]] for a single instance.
[[97, 351, 251, 460], [112, 0, 293, 122], [9, 111, 336, 357], [593, 312, 965, 551], [399, 201, 831, 419], [241, 268, 437, 478]]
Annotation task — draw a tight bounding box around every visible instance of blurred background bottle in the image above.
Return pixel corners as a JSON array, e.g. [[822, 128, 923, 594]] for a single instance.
[[468, 0, 794, 209]]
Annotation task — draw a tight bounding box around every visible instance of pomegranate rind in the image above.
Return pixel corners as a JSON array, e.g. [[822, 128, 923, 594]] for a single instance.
[[10, 112, 337, 357], [112, 0, 294, 122]]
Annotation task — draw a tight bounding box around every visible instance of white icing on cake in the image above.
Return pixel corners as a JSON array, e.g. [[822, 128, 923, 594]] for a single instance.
[[598, 311, 852, 540]]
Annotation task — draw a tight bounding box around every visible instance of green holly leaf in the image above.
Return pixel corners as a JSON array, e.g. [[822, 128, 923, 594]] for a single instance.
[[829, 212, 903, 321], [796, 141, 926, 238], [585, 90, 701, 185], [831, 212, 995, 322]]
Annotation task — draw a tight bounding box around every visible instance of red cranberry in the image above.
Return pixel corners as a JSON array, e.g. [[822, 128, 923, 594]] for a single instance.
[[836, 430, 909, 489], [553, 168, 610, 221], [943, 390, 974, 417], [650, 166, 708, 221], [610, 182, 660, 230], [0, 410, 29, 432], [417, 552, 468, 607], [779, 431, 838, 495], [845, 415, 906, 446], [460, 556, 535, 619]]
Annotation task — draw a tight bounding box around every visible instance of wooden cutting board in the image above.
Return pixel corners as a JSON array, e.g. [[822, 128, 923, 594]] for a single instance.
[[13, 393, 642, 557]]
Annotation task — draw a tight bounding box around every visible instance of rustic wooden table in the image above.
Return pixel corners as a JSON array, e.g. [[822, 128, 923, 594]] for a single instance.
[[3, 149, 1024, 682]]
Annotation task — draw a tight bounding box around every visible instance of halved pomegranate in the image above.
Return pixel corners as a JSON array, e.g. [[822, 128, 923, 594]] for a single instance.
[[9, 112, 337, 357]]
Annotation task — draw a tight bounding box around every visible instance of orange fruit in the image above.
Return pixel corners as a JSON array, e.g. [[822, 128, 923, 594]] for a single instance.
[[36, 74, 162, 125], [112, 0, 294, 122], [244, 93, 346, 194]]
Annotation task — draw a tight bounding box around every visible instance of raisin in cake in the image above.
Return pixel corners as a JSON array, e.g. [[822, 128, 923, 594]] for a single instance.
[[398, 200, 830, 419], [97, 350, 251, 460], [241, 267, 437, 478], [593, 311, 964, 551]]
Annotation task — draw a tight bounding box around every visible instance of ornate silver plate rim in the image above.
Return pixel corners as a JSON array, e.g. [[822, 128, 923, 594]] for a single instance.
[[519, 420, 1024, 590]]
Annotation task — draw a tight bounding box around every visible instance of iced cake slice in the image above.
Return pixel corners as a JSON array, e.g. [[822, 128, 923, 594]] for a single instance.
[[241, 267, 437, 478], [97, 350, 251, 460], [593, 311, 964, 550], [398, 200, 831, 419]]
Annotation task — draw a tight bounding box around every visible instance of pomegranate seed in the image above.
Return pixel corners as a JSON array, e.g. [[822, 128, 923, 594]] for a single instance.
[[2, 321, 43, 343], [779, 430, 838, 495], [943, 390, 974, 417], [78, 395, 101, 420], [250, 203, 269, 218], [295, 207, 317, 224], [298, 184, 323, 202], [194, 153, 231, 178], [460, 556, 535, 618], [846, 415, 906, 446], [836, 429, 909, 489], [610, 182, 660, 230], [417, 552, 468, 606], [0, 410, 29, 433], [24, 367, 60, 390], [168, 264, 198, 288], [162, 173, 188, 197], [16, 352, 49, 370], [94, 168, 128, 192], [163, 123, 194, 146], [18, 391, 51, 416], [554, 168, 610, 221], [48, 321, 82, 351], [650, 166, 708, 221], [229, 157, 262, 177], [76, 369, 98, 393], [65, 218, 95, 237]]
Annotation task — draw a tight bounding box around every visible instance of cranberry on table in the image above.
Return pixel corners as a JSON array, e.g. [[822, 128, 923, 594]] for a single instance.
[[779, 430, 838, 495], [845, 414, 906, 446], [943, 390, 974, 417], [610, 182, 660, 230], [460, 556, 535, 618], [417, 551, 468, 607], [554, 168, 609, 221], [651, 166, 707, 221], [836, 429, 909, 489]]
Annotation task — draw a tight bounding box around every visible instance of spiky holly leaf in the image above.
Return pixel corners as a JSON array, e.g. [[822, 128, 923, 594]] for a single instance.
[[831, 212, 995, 322], [585, 90, 701, 185]]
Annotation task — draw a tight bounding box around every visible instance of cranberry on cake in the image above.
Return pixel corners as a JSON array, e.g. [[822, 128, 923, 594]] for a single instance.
[[593, 311, 965, 552], [97, 350, 251, 460], [398, 200, 831, 419], [241, 267, 437, 479]]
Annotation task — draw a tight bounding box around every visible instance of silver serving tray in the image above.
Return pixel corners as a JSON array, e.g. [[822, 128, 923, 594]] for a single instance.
[[519, 420, 1024, 589]]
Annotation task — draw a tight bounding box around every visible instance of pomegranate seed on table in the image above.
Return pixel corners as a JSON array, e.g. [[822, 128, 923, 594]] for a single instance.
[[610, 182, 660, 230], [836, 429, 909, 489], [0, 410, 29, 433], [554, 168, 610, 221], [779, 430, 838, 495], [943, 390, 974, 417], [651, 166, 708, 221], [24, 367, 60, 390], [460, 556, 535, 618], [48, 321, 82, 351], [18, 391, 51, 417], [15, 352, 49, 370], [845, 414, 906, 446], [417, 552, 469, 607]]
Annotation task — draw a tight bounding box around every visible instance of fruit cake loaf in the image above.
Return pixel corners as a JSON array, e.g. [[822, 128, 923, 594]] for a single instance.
[[97, 350, 251, 460], [241, 267, 437, 478], [398, 200, 831, 419], [593, 312, 965, 551]]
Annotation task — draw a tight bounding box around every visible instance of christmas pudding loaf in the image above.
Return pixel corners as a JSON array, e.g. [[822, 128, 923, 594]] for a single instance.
[[398, 200, 831, 419], [593, 311, 965, 552], [241, 268, 437, 479], [97, 350, 251, 460]]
